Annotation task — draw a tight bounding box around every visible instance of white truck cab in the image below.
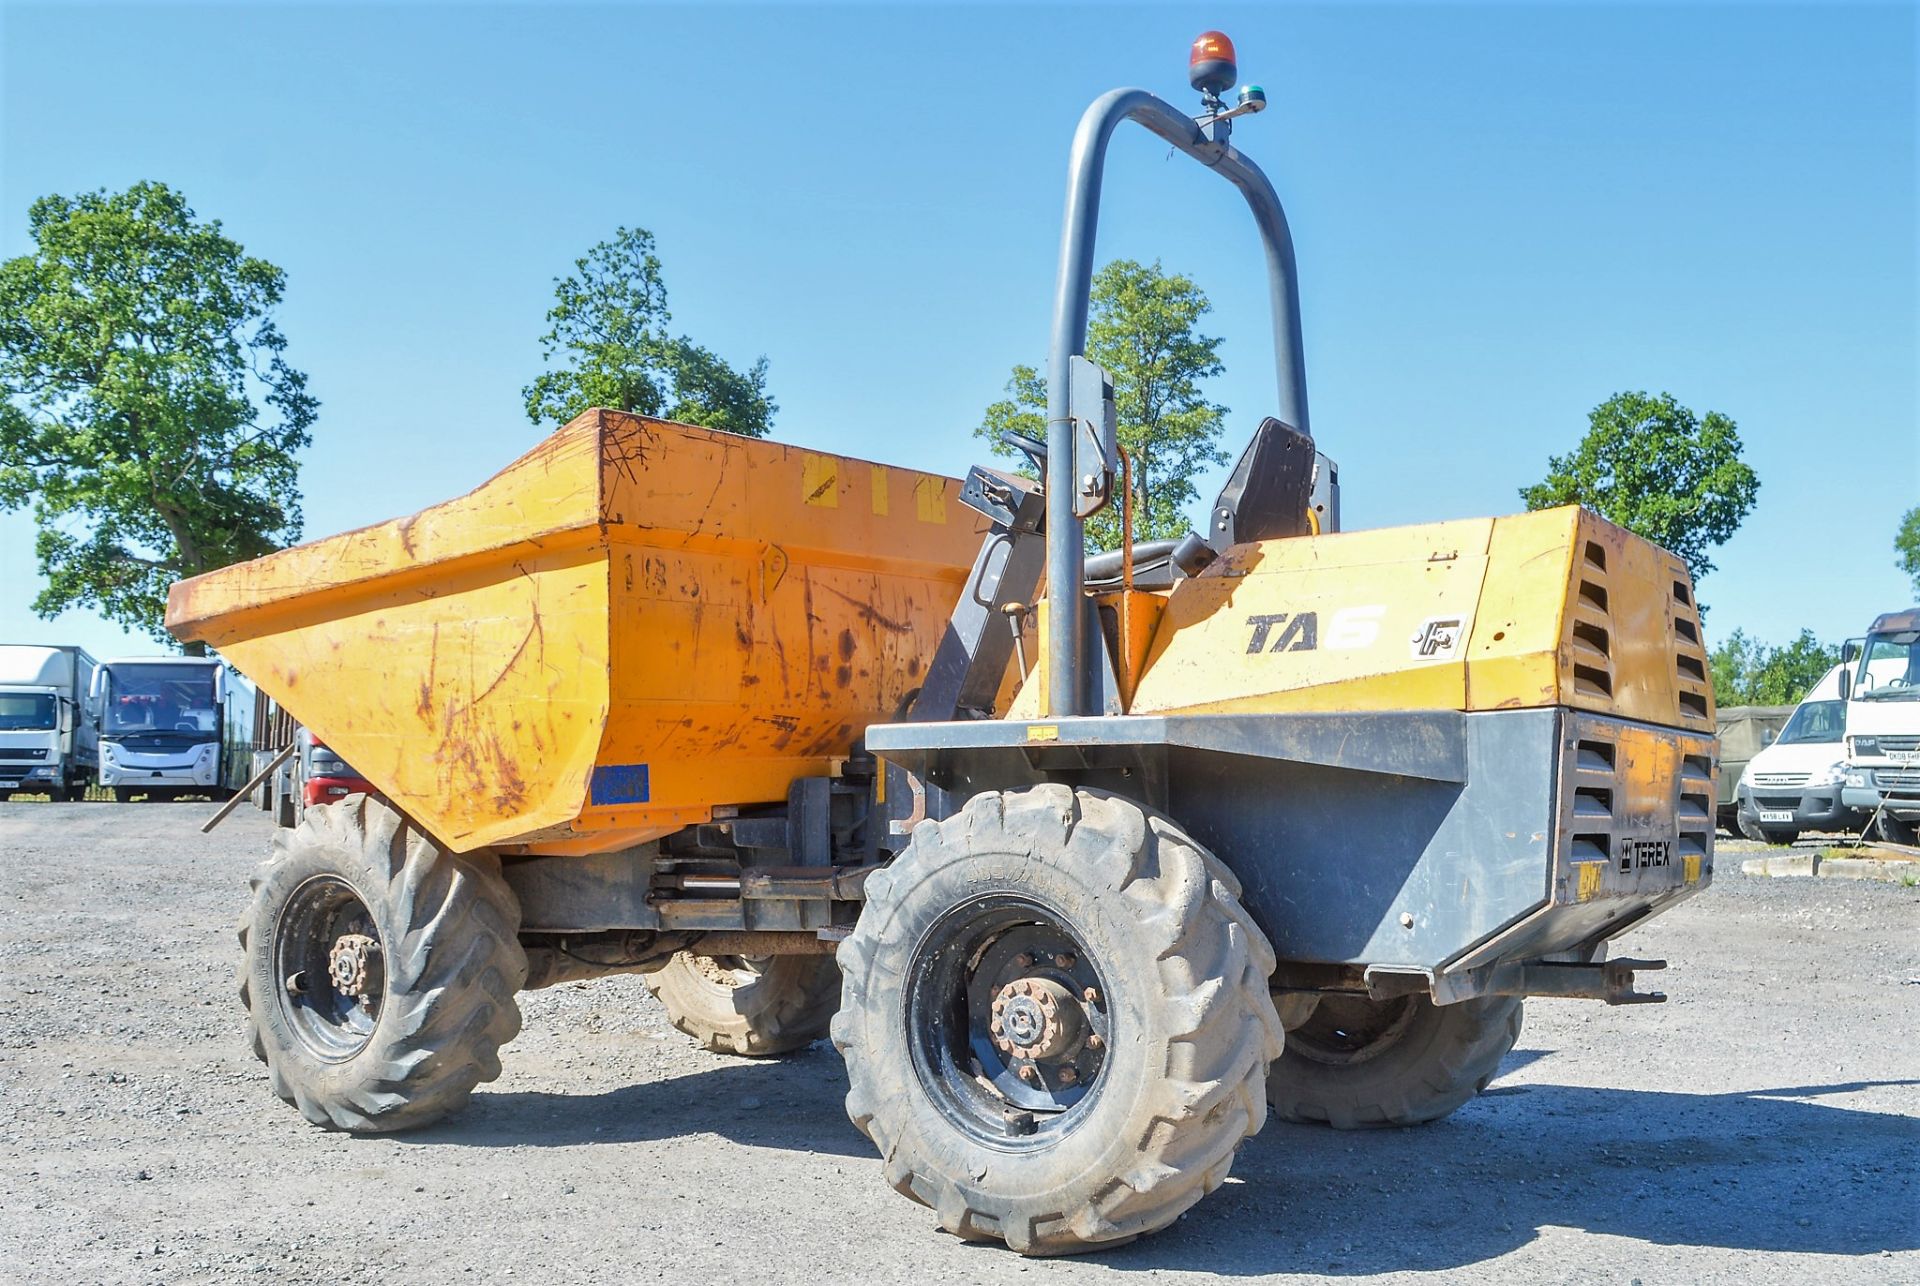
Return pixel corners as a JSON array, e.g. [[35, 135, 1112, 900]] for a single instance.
[[1734, 663, 1859, 844], [1840, 608, 1920, 844], [0, 644, 99, 801]]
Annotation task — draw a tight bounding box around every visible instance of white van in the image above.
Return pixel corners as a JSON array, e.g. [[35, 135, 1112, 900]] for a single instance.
[[1734, 663, 1862, 844]]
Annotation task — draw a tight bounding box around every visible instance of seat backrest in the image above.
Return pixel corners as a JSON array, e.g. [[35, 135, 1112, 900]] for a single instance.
[[1209, 417, 1317, 549]]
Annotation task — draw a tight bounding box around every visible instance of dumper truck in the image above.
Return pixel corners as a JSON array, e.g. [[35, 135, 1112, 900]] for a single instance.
[[168, 33, 1717, 1256]]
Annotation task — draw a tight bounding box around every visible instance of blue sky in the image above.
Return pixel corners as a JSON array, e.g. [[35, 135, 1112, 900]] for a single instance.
[[2, 2, 1914, 662]]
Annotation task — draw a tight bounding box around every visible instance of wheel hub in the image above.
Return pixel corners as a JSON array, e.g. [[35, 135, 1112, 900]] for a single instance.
[[274, 876, 384, 1061], [990, 976, 1084, 1060], [908, 903, 1113, 1143], [1289, 992, 1417, 1066], [327, 932, 383, 1004]]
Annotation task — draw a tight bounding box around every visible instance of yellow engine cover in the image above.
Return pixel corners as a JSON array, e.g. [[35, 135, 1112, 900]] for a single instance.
[[1125, 506, 1712, 733]]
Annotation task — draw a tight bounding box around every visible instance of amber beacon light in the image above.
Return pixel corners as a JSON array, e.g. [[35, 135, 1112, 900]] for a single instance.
[[1188, 30, 1238, 96]]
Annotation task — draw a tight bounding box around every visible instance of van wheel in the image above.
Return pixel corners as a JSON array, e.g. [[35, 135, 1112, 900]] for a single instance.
[[238, 796, 527, 1131], [1737, 813, 1798, 846], [834, 786, 1282, 1255], [1874, 813, 1919, 846]]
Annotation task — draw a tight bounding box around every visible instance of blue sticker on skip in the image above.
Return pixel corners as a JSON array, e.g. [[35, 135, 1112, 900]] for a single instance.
[[590, 764, 650, 806]]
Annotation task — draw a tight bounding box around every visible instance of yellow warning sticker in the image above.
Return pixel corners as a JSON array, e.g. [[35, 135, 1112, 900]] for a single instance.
[[1682, 853, 1702, 885], [1027, 725, 1059, 742], [870, 464, 890, 516], [802, 454, 839, 508], [1575, 861, 1604, 902]]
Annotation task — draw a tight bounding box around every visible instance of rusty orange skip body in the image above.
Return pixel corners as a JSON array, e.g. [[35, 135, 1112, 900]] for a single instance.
[[166, 410, 982, 854]]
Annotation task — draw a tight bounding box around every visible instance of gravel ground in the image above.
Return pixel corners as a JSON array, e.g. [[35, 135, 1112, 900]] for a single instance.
[[1, 802, 1915, 1285]]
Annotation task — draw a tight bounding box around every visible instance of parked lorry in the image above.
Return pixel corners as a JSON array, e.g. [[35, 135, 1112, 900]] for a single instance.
[[93, 655, 254, 801], [1731, 665, 1860, 844], [0, 644, 98, 801], [167, 35, 1716, 1255], [1841, 608, 1920, 844]]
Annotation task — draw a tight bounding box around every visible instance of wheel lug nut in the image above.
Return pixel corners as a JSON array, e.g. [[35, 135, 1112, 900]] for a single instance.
[[1059, 1067, 1079, 1085], [1013, 953, 1034, 969], [1082, 986, 1099, 1003], [1018, 1065, 1038, 1084], [1086, 1033, 1103, 1050], [1053, 953, 1076, 968]]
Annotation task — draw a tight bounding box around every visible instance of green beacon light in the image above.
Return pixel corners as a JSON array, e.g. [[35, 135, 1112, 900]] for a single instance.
[[1237, 84, 1268, 114]]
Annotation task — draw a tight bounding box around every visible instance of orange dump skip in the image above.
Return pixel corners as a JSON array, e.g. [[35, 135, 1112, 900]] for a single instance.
[[167, 410, 981, 854]]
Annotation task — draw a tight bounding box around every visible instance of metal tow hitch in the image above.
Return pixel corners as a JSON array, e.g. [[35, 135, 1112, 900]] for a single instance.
[[1477, 956, 1670, 1005], [1596, 957, 1667, 1005]]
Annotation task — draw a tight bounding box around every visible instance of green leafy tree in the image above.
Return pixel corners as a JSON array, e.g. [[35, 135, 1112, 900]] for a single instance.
[[977, 259, 1228, 550], [0, 181, 315, 649], [523, 227, 775, 436], [1896, 506, 1920, 597], [1710, 628, 1840, 706], [1520, 391, 1758, 579]]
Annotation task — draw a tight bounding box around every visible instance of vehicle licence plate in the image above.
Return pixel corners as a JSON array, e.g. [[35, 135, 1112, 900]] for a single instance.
[[1759, 809, 1794, 823]]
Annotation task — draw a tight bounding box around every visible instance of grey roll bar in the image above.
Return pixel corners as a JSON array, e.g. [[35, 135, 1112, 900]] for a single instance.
[[1043, 87, 1311, 717]]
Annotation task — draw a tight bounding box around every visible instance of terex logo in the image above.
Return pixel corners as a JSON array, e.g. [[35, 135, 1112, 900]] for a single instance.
[[1245, 605, 1387, 655]]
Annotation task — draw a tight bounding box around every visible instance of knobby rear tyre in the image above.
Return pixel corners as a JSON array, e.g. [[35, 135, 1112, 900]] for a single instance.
[[645, 951, 840, 1056], [1267, 993, 1522, 1129], [237, 795, 528, 1132]]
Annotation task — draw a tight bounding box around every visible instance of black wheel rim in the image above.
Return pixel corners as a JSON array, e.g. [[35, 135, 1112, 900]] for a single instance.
[[1288, 993, 1416, 1066], [906, 893, 1112, 1150], [272, 875, 385, 1061]]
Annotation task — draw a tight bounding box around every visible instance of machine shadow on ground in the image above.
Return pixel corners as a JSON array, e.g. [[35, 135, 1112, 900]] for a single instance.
[[1120, 1075, 1920, 1275], [409, 1043, 1920, 1274], [410, 1045, 872, 1160]]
